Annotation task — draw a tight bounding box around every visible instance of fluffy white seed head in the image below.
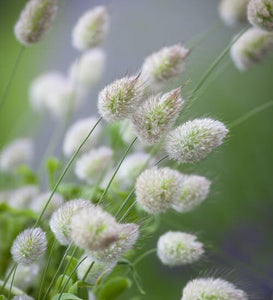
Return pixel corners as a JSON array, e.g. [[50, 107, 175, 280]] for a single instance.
[[141, 44, 189, 92], [181, 278, 248, 300], [9, 185, 39, 210], [77, 255, 115, 284], [0, 138, 34, 172], [172, 175, 211, 213], [75, 147, 113, 184], [69, 49, 106, 87], [71, 206, 119, 251], [157, 231, 204, 266], [219, 0, 250, 26], [135, 167, 182, 214], [132, 88, 184, 144], [49, 199, 93, 245], [89, 223, 139, 263], [14, 0, 59, 46], [63, 117, 102, 157], [248, 0, 273, 31], [72, 6, 109, 51], [98, 75, 143, 122], [231, 27, 273, 71], [166, 118, 228, 164], [11, 228, 47, 265], [30, 192, 63, 218]]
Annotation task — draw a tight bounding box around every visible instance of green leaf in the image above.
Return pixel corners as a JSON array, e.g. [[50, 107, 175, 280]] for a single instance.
[[16, 165, 39, 184], [51, 293, 84, 300], [65, 255, 79, 281], [97, 277, 132, 300]]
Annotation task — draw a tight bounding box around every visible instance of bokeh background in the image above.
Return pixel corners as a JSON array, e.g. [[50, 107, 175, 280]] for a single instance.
[[0, 0, 273, 299]]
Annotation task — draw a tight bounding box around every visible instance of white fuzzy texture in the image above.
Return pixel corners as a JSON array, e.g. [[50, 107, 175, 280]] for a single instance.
[[71, 206, 119, 251], [135, 167, 183, 214], [181, 278, 248, 300], [132, 88, 184, 144], [69, 49, 106, 87], [172, 175, 211, 213], [0, 138, 34, 172], [14, 0, 59, 46], [49, 199, 93, 245], [219, 0, 250, 26], [166, 118, 228, 164], [98, 75, 143, 122], [231, 27, 273, 71], [157, 231, 204, 266], [72, 6, 109, 51], [9, 185, 39, 210], [77, 255, 115, 284], [11, 228, 47, 265], [63, 117, 102, 157], [141, 44, 189, 92], [248, 0, 273, 31], [75, 146, 113, 184], [89, 223, 139, 263], [30, 192, 63, 218]]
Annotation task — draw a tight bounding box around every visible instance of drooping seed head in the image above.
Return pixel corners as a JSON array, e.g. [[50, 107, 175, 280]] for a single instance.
[[157, 231, 204, 266], [248, 0, 273, 31], [141, 44, 189, 92], [0, 138, 34, 172], [181, 278, 248, 300], [132, 88, 184, 144], [219, 0, 250, 26], [11, 228, 47, 265], [89, 223, 139, 263], [172, 175, 211, 213], [166, 118, 228, 164], [231, 27, 273, 71], [135, 167, 183, 214], [69, 49, 106, 87], [98, 75, 143, 122], [72, 6, 109, 51], [49, 199, 93, 245], [9, 185, 39, 210], [75, 147, 113, 184], [63, 117, 102, 157], [77, 255, 115, 284], [14, 0, 59, 46], [71, 206, 119, 251]]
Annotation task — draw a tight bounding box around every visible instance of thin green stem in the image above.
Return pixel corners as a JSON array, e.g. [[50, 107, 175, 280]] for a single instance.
[[97, 136, 137, 205], [38, 238, 57, 300], [82, 261, 95, 282], [57, 256, 88, 299], [0, 263, 17, 293], [115, 188, 135, 219], [34, 117, 102, 227], [229, 100, 273, 129], [119, 200, 136, 223], [8, 265, 17, 299], [133, 248, 157, 266], [0, 46, 25, 111]]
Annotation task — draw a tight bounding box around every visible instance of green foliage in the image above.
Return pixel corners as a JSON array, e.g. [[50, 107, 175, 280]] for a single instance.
[[97, 277, 132, 300]]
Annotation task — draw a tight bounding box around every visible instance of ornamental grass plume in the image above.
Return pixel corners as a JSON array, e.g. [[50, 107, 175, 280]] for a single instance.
[[157, 231, 204, 266], [248, 0, 273, 31], [14, 0, 59, 46], [141, 44, 189, 92], [135, 167, 182, 214], [219, 0, 250, 26], [172, 175, 211, 213], [165, 118, 228, 164], [63, 117, 102, 157], [75, 146, 113, 184], [72, 6, 109, 51], [11, 228, 47, 265], [132, 87, 184, 144], [49, 199, 93, 245], [0, 138, 34, 172], [230, 27, 273, 70], [69, 49, 106, 87], [70, 206, 119, 251], [89, 223, 139, 264], [181, 278, 248, 300], [98, 75, 143, 122]]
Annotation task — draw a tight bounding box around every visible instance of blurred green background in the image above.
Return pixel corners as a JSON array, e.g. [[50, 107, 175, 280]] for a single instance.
[[0, 0, 273, 299]]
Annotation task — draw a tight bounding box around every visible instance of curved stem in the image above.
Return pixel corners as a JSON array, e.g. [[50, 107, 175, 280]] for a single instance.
[[82, 261, 95, 282], [133, 248, 157, 266], [8, 264, 17, 299], [0, 263, 17, 293]]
